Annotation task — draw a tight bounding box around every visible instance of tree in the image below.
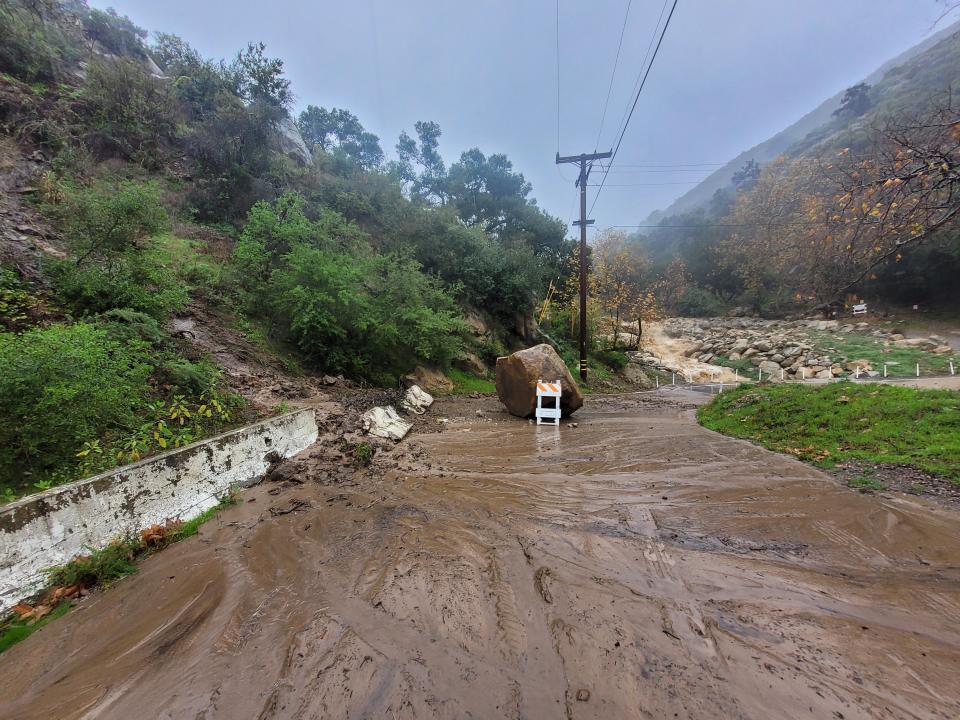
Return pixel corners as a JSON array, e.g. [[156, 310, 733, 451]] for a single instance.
[[231, 42, 292, 107], [592, 230, 648, 348], [446, 148, 568, 257], [822, 99, 960, 297], [392, 120, 448, 204], [297, 106, 384, 169], [731, 159, 761, 190], [833, 83, 872, 119]]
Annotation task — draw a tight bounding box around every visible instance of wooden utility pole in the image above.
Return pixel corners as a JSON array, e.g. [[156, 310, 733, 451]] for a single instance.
[[555, 150, 611, 380]]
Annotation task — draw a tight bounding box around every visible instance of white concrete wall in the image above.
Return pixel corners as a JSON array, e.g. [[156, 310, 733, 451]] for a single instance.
[[0, 409, 317, 611]]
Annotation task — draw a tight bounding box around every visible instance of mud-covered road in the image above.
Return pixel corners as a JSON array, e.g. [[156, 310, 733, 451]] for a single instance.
[[2, 392, 959, 719]]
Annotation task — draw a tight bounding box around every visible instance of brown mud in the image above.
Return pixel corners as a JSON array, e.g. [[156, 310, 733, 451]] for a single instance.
[[2, 391, 959, 719]]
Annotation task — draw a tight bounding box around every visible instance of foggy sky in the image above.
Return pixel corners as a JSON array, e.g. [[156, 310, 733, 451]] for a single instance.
[[91, 0, 958, 237]]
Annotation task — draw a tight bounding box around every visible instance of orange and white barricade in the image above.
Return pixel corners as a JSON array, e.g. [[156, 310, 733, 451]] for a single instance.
[[535, 380, 562, 425]]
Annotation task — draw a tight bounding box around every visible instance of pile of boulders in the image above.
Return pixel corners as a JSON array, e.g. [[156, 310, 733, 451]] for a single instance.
[[650, 317, 954, 382]]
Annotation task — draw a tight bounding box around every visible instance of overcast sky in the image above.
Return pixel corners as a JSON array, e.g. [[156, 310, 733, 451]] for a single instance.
[[93, 0, 958, 236]]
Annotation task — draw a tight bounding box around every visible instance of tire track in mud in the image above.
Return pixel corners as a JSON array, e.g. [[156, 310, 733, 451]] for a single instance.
[[1, 395, 959, 719]]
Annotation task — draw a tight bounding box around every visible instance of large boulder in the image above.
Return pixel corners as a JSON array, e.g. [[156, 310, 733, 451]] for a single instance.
[[495, 344, 583, 418], [274, 114, 313, 166]]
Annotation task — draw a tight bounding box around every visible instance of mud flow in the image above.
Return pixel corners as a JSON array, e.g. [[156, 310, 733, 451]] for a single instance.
[[2, 393, 959, 719]]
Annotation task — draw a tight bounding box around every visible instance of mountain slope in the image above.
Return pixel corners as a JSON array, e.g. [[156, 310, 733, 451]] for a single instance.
[[645, 19, 960, 224]]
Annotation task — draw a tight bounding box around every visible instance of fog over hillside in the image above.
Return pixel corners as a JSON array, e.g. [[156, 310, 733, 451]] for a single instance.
[[646, 18, 960, 224]]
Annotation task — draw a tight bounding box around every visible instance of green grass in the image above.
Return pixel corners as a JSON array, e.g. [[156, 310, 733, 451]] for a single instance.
[[0, 490, 239, 655], [848, 475, 886, 491], [447, 367, 496, 395], [0, 602, 70, 655], [711, 354, 756, 374], [804, 330, 957, 377], [698, 383, 960, 482]]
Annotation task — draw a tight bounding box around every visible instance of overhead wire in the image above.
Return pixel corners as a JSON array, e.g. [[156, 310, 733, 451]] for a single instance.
[[588, 0, 679, 217], [593, 0, 633, 152]]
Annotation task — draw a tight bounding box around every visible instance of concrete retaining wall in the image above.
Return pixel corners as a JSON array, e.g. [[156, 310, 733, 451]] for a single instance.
[[0, 408, 318, 611]]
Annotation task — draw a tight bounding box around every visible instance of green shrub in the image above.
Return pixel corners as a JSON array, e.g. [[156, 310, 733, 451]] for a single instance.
[[676, 286, 728, 317], [80, 58, 177, 167], [51, 180, 168, 265], [96, 308, 166, 346], [158, 358, 221, 395], [47, 249, 187, 319], [80, 7, 147, 58], [0, 1, 79, 82], [592, 348, 629, 371], [270, 246, 464, 381], [234, 194, 465, 382], [0, 323, 153, 486], [0, 267, 37, 330]]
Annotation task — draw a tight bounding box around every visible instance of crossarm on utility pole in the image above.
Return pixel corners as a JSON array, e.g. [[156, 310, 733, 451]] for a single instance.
[[555, 149, 611, 381]]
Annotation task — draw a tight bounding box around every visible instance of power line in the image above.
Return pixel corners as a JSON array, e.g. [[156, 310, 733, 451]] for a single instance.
[[604, 220, 838, 229], [589, 0, 679, 216], [592, 167, 716, 174], [609, 0, 670, 148], [586, 180, 704, 186], [594, 0, 633, 152], [610, 162, 725, 167], [555, 0, 561, 154]]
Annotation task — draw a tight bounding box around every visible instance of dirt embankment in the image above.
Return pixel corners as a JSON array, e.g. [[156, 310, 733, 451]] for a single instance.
[[2, 391, 959, 719]]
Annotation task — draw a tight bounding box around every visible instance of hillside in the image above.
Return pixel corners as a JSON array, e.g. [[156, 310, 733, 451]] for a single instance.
[[1, 0, 636, 501], [645, 19, 960, 224]]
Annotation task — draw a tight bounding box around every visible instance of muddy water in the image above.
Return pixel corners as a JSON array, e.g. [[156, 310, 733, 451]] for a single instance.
[[642, 321, 739, 383], [2, 395, 959, 719]]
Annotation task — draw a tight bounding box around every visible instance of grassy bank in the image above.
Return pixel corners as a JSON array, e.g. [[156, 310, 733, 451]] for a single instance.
[[0, 490, 238, 655], [698, 383, 960, 482]]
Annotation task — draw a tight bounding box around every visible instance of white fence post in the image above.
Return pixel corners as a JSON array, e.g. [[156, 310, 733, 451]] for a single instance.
[[883, 363, 887, 378], [950, 360, 955, 376], [758, 368, 762, 381], [916, 363, 920, 377]]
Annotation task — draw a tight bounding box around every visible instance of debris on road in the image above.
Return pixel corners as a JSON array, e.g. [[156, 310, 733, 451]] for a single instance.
[[362, 405, 412, 441]]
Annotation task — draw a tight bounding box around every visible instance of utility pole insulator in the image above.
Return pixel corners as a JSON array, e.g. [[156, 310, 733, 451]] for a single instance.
[[555, 149, 611, 381]]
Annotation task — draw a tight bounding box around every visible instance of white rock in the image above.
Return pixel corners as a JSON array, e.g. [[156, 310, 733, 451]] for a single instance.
[[400, 385, 434, 415], [362, 406, 412, 441]]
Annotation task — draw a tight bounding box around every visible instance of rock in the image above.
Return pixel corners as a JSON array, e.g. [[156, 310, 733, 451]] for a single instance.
[[845, 359, 871, 372], [623, 363, 651, 386], [889, 333, 905, 341], [362, 406, 412, 441], [453, 351, 487, 376], [933, 345, 953, 354], [495, 344, 583, 418], [730, 339, 750, 354], [754, 341, 772, 352], [759, 360, 783, 380], [404, 365, 454, 394], [816, 369, 833, 379], [784, 346, 802, 357], [274, 114, 313, 166], [321, 374, 340, 386], [770, 353, 785, 363], [893, 338, 937, 350], [400, 385, 434, 415], [742, 348, 758, 358], [463, 308, 491, 338], [831, 365, 845, 377]]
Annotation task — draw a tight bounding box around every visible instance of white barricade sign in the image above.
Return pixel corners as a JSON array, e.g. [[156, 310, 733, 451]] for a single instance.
[[535, 379, 562, 426]]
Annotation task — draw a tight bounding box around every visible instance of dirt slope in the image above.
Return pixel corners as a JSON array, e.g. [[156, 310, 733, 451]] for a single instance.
[[1, 393, 958, 719]]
